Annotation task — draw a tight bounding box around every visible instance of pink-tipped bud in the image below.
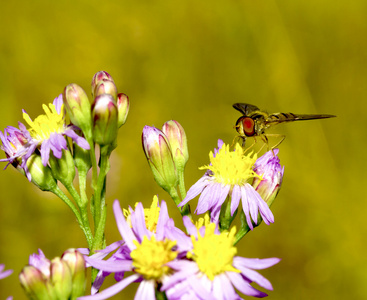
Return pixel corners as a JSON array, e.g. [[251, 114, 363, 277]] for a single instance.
[[92, 94, 118, 145], [142, 126, 178, 192], [91, 71, 115, 98], [63, 84, 92, 137], [117, 93, 130, 127], [19, 266, 52, 300], [61, 249, 86, 298], [162, 120, 188, 172], [50, 258, 73, 299], [94, 79, 118, 101]]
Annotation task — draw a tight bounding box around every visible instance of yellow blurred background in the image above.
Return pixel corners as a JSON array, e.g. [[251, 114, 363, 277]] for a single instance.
[[0, 0, 365, 299]]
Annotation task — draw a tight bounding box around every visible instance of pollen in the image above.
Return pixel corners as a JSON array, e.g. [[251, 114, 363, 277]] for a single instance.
[[124, 196, 161, 232], [23, 103, 65, 141], [200, 143, 259, 186], [187, 223, 240, 281], [130, 235, 178, 280]]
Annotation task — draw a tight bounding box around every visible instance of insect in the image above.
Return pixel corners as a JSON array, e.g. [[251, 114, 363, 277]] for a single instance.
[[233, 103, 336, 149]]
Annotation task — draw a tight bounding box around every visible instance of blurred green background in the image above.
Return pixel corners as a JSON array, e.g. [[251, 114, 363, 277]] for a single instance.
[[0, 0, 365, 299]]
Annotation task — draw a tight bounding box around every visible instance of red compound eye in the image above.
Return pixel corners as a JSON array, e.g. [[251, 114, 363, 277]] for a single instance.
[[242, 117, 255, 136]]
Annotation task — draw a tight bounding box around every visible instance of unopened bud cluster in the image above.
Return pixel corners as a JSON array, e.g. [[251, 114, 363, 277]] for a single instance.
[[19, 249, 86, 300], [63, 71, 130, 146]]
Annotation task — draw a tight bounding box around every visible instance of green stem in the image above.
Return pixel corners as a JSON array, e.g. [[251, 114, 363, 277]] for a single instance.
[[218, 197, 236, 232], [86, 135, 98, 192], [177, 171, 187, 199], [91, 145, 110, 252], [50, 185, 92, 245], [64, 183, 93, 248], [169, 187, 191, 217]]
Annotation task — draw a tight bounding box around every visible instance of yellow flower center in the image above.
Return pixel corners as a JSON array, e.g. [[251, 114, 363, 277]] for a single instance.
[[23, 103, 65, 141], [124, 196, 161, 232], [130, 235, 178, 280], [200, 143, 259, 186], [187, 223, 240, 281], [195, 213, 211, 228]]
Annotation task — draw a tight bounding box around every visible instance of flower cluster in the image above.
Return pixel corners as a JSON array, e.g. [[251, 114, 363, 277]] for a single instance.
[[19, 249, 86, 300], [0, 71, 286, 299], [78, 197, 280, 300]]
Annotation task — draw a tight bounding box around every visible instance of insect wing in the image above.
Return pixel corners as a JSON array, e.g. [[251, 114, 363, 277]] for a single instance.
[[233, 103, 260, 116]]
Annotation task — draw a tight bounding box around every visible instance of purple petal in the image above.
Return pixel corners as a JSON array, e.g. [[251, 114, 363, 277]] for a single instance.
[[162, 260, 198, 291], [240, 186, 253, 230], [130, 203, 151, 241], [78, 274, 139, 300], [188, 274, 213, 299], [113, 200, 137, 251], [156, 200, 169, 240], [84, 256, 132, 273], [64, 129, 90, 150], [231, 185, 241, 216], [40, 140, 51, 166], [244, 184, 260, 225], [135, 280, 155, 300], [179, 176, 209, 207], [0, 267, 13, 280], [182, 216, 198, 238], [226, 271, 268, 297], [213, 273, 239, 300], [49, 133, 66, 159], [53, 94, 64, 114], [233, 257, 281, 270]]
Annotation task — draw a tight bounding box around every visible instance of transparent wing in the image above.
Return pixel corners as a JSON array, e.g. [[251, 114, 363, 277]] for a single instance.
[[232, 103, 260, 116]]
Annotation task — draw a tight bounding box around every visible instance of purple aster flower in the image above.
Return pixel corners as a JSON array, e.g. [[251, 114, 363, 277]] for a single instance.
[[0, 122, 36, 180], [22, 94, 90, 167], [162, 216, 281, 299], [79, 196, 190, 299], [179, 140, 275, 229]]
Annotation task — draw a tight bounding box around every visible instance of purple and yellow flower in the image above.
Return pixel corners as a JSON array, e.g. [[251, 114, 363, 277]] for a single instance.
[[179, 140, 275, 229], [79, 196, 190, 299], [22, 94, 90, 167], [162, 217, 281, 299]]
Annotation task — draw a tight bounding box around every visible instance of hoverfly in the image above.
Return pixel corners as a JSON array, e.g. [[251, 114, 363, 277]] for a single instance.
[[233, 103, 336, 149]]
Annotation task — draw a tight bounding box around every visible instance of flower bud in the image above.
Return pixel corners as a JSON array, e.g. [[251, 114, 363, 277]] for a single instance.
[[73, 140, 92, 174], [50, 258, 73, 300], [92, 94, 118, 145], [252, 149, 284, 207], [142, 126, 178, 192], [63, 84, 92, 137], [117, 93, 130, 127], [61, 249, 86, 298], [91, 71, 115, 99], [94, 79, 118, 101], [49, 149, 76, 187], [26, 154, 57, 191], [19, 266, 52, 300], [162, 120, 189, 172]]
